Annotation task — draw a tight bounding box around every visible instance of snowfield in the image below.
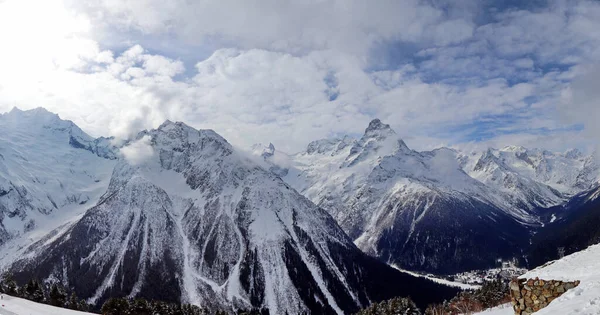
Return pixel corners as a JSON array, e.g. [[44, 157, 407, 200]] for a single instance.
[[475, 243, 600, 315], [474, 303, 513, 314], [0, 295, 94, 315]]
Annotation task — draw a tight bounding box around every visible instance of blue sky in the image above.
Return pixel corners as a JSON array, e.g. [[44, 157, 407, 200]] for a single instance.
[[0, 0, 599, 153]]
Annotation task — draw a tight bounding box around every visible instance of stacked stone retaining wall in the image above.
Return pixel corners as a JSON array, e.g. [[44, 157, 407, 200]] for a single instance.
[[509, 277, 580, 314]]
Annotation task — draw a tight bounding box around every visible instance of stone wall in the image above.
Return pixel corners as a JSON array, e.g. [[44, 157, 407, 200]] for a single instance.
[[509, 277, 580, 314]]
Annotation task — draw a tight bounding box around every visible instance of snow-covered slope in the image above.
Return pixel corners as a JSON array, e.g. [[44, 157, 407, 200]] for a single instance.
[[7, 119, 459, 314], [476, 243, 600, 315], [0, 294, 94, 315], [0, 108, 117, 248], [256, 119, 599, 274]]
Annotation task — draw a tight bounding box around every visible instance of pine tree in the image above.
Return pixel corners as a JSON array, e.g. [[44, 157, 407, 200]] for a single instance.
[[48, 283, 67, 307], [1, 272, 17, 295], [101, 297, 130, 315], [151, 300, 169, 315], [22, 279, 44, 302], [22, 279, 34, 299], [181, 304, 207, 315], [355, 296, 422, 315], [78, 299, 90, 312], [130, 298, 151, 315], [67, 292, 79, 310], [390, 297, 420, 315]]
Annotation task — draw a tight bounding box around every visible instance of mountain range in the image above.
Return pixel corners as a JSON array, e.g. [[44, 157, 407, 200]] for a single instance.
[[2, 107, 600, 313], [253, 119, 600, 274], [0, 108, 459, 314]]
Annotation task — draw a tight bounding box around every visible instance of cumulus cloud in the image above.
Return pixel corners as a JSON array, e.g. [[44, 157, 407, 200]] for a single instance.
[[1, 0, 600, 154], [0, 45, 568, 152], [68, 0, 476, 55], [560, 65, 600, 142], [121, 135, 156, 165]]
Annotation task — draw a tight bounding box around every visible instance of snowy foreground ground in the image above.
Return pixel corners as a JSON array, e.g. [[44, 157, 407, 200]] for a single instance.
[[0, 295, 94, 315], [476, 243, 600, 315]]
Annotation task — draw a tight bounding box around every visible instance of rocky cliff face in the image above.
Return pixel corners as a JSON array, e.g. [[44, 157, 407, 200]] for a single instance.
[[7, 119, 459, 314]]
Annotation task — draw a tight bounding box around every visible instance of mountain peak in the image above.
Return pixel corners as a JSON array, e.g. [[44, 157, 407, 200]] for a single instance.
[[396, 139, 410, 153], [157, 119, 206, 137], [360, 118, 396, 142], [342, 119, 401, 167], [2, 107, 83, 138], [157, 119, 200, 133], [265, 142, 275, 156], [4, 106, 60, 122], [365, 118, 391, 133], [565, 148, 583, 159], [159, 119, 175, 128], [251, 142, 276, 158], [501, 145, 527, 153], [151, 120, 232, 160], [473, 148, 502, 172]]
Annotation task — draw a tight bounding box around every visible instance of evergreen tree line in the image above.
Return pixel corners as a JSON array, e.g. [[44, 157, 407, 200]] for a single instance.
[[101, 297, 269, 315], [0, 272, 91, 311], [352, 279, 509, 315], [101, 297, 206, 315], [0, 272, 268, 315], [424, 279, 510, 314], [354, 296, 422, 315]]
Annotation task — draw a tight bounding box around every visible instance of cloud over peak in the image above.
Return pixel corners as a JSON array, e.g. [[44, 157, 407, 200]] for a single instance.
[[0, 0, 599, 153]]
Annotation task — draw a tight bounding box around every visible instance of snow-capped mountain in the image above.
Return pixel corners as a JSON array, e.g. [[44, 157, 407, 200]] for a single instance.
[[459, 148, 564, 210], [255, 119, 599, 274], [0, 108, 117, 246], [459, 146, 599, 208], [3, 108, 598, 313], [4, 115, 458, 314]]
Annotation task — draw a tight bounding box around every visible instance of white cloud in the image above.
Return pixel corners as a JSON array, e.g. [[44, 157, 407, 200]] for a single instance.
[[559, 65, 600, 143], [0, 41, 591, 152], [121, 135, 155, 165], [69, 0, 476, 55], [0, 0, 600, 155], [143, 55, 185, 77], [0, 45, 559, 152]]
